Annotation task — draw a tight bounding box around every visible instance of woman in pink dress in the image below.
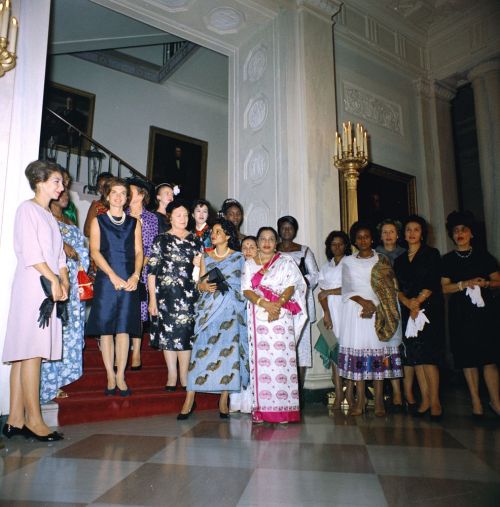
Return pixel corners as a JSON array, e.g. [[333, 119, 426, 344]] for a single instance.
[[2, 160, 68, 442], [242, 227, 307, 424]]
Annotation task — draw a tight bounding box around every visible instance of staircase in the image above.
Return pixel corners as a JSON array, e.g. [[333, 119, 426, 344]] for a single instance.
[[55, 335, 219, 425]]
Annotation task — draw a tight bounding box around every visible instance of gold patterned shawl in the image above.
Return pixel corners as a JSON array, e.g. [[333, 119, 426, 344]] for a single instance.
[[371, 254, 400, 342]]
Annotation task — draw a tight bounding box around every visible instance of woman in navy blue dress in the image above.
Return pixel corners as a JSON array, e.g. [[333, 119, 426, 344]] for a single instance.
[[86, 177, 143, 396]]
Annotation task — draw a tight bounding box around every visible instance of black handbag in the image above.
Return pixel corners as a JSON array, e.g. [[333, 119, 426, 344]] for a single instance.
[[137, 282, 147, 301], [298, 247, 309, 276], [38, 276, 69, 328], [200, 267, 229, 294]]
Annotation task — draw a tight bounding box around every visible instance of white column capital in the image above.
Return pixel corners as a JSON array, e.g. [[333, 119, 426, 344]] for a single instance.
[[413, 78, 456, 102], [296, 0, 343, 20], [468, 59, 500, 82]]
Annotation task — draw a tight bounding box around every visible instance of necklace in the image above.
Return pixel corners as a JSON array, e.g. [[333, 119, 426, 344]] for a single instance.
[[356, 251, 374, 259], [455, 247, 472, 259], [213, 246, 230, 258], [107, 210, 126, 226]]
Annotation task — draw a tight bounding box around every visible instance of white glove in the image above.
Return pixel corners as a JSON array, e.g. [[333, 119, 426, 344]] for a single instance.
[[405, 309, 430, 338], [466, 286, 485, 307]]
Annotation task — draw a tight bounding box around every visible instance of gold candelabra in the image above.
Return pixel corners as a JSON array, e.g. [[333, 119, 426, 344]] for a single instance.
[[333, 121, 369, 230], [0, 0, 18, 78]]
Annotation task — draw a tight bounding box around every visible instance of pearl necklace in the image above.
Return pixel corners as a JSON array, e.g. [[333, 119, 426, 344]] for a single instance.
[[107, 210, 126, 226], [213, 246, 230, 258], [455, 248, 472, 259]]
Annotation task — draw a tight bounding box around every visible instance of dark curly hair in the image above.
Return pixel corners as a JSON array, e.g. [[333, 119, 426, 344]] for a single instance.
[[166, 199, 190, 214], [257, 226, 279, 243], [446, 210, 476, 240], [324, 230, 352, 260], [349, 221, 375, 247], [220, 198, 243, 216], [213, 218, 240, 250], [402, 214, 428, 244]]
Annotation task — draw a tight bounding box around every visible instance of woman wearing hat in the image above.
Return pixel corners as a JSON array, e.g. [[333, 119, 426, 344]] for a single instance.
[[441, 211, 500, 417], [126, 177, 159, 370], [277, 215, 319, 395]]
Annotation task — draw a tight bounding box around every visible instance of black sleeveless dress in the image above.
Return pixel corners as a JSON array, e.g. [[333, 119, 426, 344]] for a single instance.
[[86, 214, 141, 337]]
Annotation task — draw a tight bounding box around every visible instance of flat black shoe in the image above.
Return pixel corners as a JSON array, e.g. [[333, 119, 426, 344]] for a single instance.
[[118, 388, 131, 397], [2, 423, 24, 439], [22, 426, 64, 442], [104, 387, 116, 396], [164, 386, 176, 392], [429, 413, 443, 423], [219, 412, 230, 419], [177, 402, 196, 420], [130, 364, 142, 371]]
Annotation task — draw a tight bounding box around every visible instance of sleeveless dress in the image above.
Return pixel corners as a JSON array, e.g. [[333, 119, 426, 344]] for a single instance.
[[86, 214, 141, 337]]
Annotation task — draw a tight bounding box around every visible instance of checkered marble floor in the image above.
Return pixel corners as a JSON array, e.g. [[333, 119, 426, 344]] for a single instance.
[[1, 387, 499, 507]]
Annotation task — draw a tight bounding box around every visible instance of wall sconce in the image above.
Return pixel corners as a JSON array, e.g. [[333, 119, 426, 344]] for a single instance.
[[0, 0, 18, 78]]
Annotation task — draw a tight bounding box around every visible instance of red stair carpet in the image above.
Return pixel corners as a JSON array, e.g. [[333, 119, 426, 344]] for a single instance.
[[55, 335, 218, 425]]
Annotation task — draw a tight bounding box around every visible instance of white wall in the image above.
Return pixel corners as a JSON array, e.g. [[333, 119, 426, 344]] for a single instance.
[[48, 51, 229, 209]]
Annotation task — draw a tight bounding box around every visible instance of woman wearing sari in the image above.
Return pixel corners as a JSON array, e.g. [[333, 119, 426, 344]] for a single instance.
[[178, 219, 247, 419], [243, 227, 307, 424]]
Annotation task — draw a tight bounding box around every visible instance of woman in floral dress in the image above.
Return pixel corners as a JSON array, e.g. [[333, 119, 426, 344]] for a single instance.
[[148, 201, 203, 389], [40, 188, 89, 403]]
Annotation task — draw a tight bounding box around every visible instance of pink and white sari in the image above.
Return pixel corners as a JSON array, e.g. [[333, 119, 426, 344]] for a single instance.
[[242, 253, 307, 423]]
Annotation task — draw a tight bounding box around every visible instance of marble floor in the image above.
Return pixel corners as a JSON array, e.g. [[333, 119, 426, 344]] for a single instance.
[[1, 387, 499, 507]]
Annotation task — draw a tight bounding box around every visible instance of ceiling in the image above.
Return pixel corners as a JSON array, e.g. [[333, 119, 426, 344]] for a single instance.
[[48, 0, 228, 99]]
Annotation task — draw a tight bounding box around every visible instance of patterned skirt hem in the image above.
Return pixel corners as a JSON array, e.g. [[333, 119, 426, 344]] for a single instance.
[[252, 409, 301, 423], [338, 346, 403, 380]]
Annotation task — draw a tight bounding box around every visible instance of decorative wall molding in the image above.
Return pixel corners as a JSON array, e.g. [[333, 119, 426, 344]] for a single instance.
[[246, 201, 270, 236], [297, 0, 343, 18], [243, 145, 270, 185], [244, 44, 268, 82], [149, 0, 193, 12], [343, 81, 403, 135], [204, 6, 245, 35], [244, 94, 269, 131], [413, 78, 456, 102], [468, 58, 500, 82]]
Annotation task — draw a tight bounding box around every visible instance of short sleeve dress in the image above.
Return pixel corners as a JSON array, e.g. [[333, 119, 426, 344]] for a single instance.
[[394, 245, 445, 366], [442, 249, 499, 368], [3, 201, 66, 362], [148, 232, 203, 350]]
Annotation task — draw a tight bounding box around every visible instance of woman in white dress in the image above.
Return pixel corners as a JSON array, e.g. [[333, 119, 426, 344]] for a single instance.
[[338, 222, 402, 416], [276, 216, 319, 396], [317, 231, 353, 409]]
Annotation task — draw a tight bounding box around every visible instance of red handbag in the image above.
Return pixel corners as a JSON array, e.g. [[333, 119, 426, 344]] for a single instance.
[[77, 267, 94, 301]]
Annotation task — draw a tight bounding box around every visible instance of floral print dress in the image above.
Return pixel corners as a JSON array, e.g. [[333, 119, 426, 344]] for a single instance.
[[40, 221, 89, 403], [148, 232, 202, 350]]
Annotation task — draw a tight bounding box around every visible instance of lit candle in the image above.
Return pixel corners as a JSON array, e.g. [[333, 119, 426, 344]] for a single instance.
[[0, 2, 9, 39], [7, 16, 16, 53]]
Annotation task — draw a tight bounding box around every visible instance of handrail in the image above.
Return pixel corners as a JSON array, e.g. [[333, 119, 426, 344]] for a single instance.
[[44, 107, 149, 182]]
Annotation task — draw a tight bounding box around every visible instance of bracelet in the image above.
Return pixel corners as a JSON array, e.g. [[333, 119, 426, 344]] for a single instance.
[[256, 297, 262, 306], [458, 281, 463, 291]]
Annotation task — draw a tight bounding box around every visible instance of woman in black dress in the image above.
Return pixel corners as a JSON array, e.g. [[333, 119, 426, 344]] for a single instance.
[[87, 177, 143, 396], [148, 201, 203, 390], [394, 215, 444, 420], [441, 211, 500, 417]]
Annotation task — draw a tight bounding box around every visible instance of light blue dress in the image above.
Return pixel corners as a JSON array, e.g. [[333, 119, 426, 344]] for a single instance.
[[40, 221, 89, 403], [187, 252, 248, 393]]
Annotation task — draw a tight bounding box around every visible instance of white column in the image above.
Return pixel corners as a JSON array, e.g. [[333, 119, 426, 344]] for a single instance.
[[291, 0, 340, 389], [0, 0, 51, 416], [468, 59, 500, 258], [414, 78, 458, 253]]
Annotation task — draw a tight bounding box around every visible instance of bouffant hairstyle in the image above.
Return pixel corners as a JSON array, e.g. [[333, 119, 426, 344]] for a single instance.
[[277, 215, 299, 236], [349, 221, 375, 246], [25, 160, 63, 191], [324, 230, 352, 260], [103, 177, 131, 208], [376, 218, 402, 244], [402, 214, 428, 244], [257, 226, 279, 243], [213, 218, 240, 251], [166, 199, 190, 215], [446, 210, 476, 240]]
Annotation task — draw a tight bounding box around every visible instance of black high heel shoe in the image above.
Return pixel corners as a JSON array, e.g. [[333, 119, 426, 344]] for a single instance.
[[22, 426, 64, 442], [177, 402, 196, 420], [412, 408, 430, 418], [130, 363, 142, 371], [118, 387, 132, 397], [104, 387, 116, 396], [2, 423, 25, 439]]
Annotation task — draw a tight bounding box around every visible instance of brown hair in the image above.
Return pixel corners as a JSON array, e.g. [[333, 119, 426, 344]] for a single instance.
[[25, 160, 62, 191], [103, 177, 131, 208]]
